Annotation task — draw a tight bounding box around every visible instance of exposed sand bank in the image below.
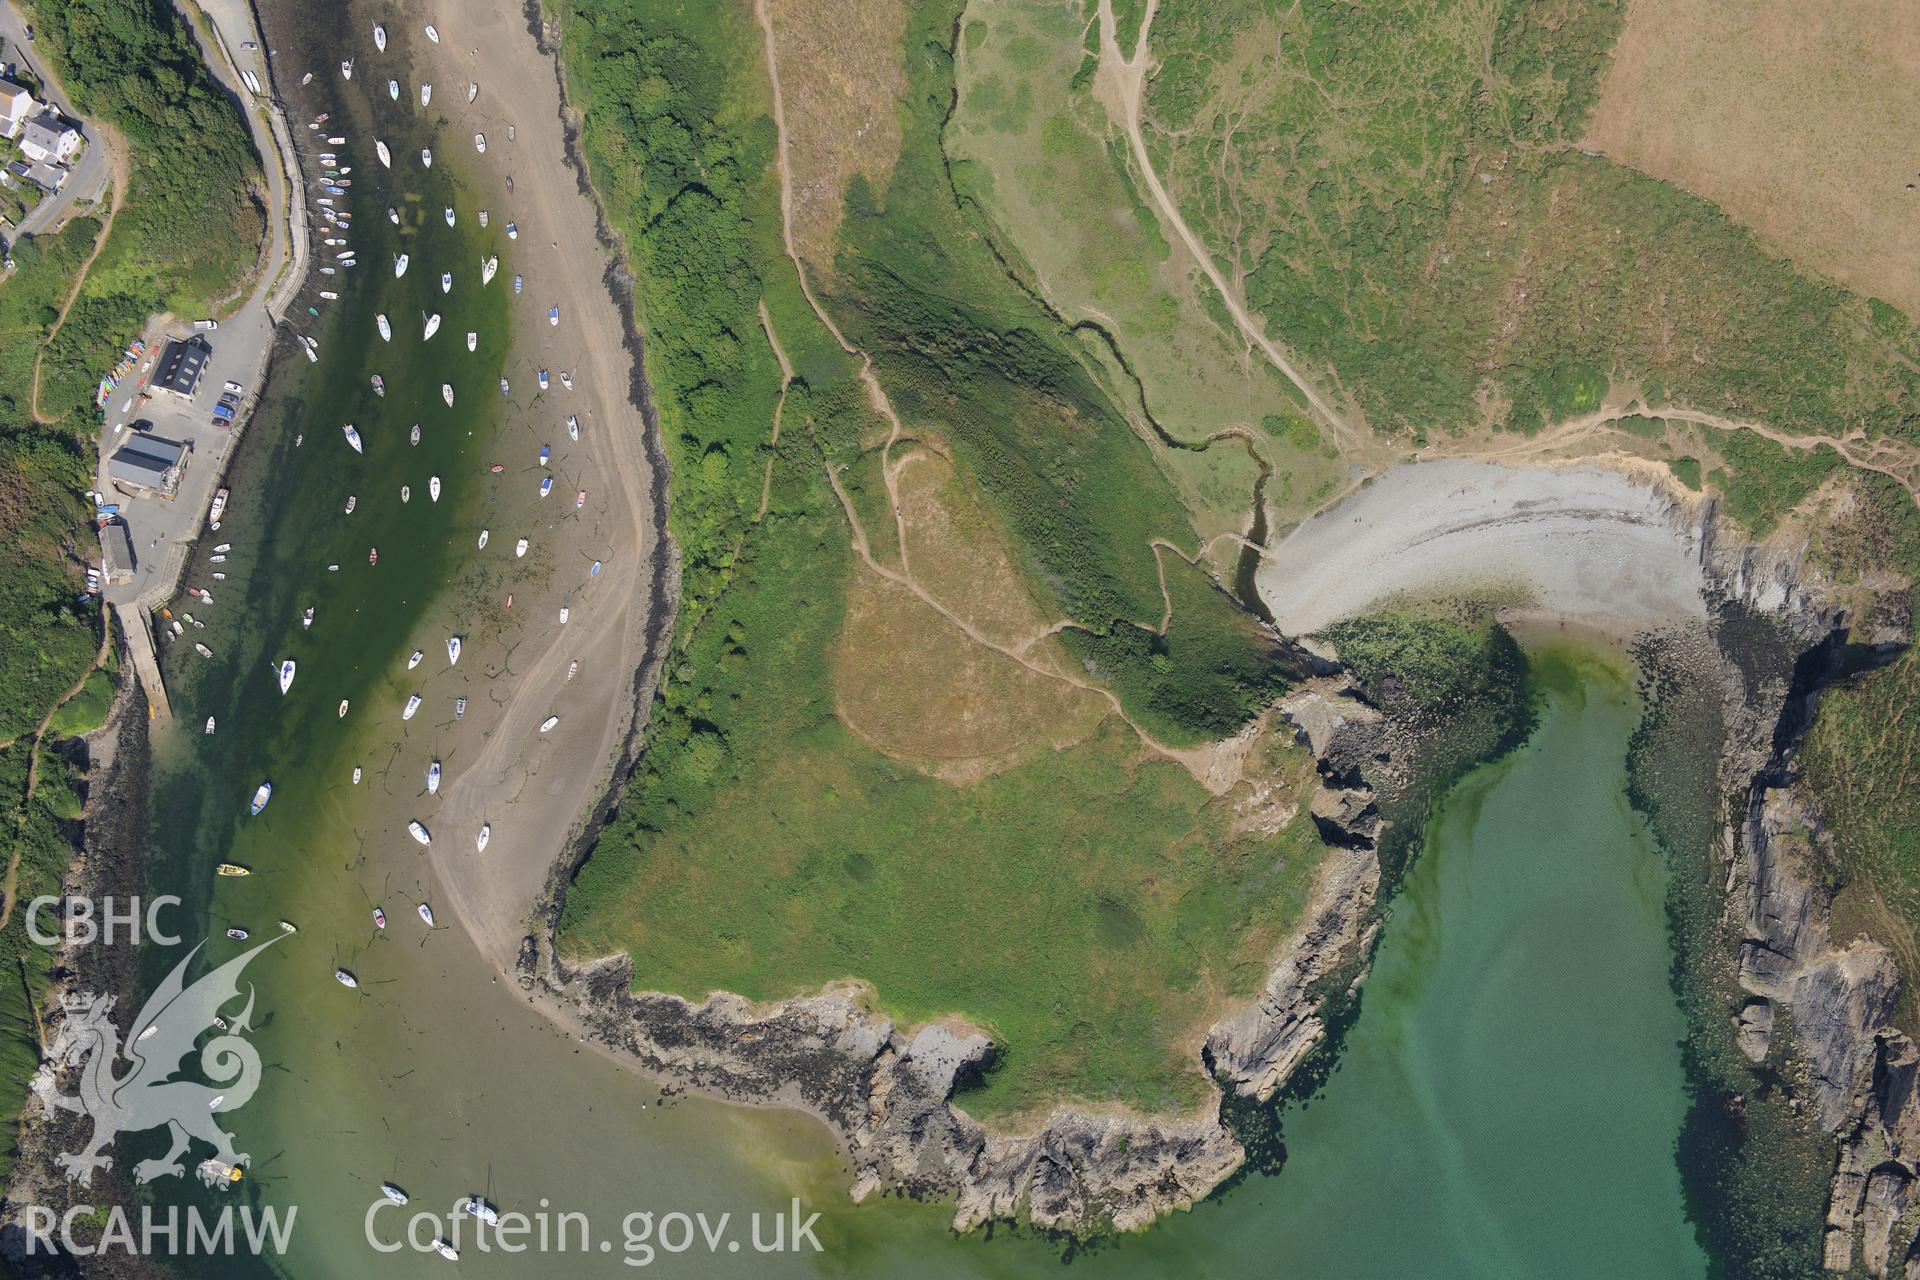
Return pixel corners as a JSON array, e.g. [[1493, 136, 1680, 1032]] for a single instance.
[[375, 2, 668, 970], [1256, 459, 1712, 635]]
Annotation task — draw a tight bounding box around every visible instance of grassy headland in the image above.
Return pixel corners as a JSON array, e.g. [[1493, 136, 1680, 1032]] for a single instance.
[[551, 0, 1323, 1117]]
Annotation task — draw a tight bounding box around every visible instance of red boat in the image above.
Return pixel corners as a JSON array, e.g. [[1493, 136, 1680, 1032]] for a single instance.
[[489, 464, 504, 474], [575, 489, 586, 510], [372, 907, 386, 929], [369, 547, 378, 566]]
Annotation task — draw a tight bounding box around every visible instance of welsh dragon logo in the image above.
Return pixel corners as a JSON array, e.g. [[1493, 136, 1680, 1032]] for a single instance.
[[32, 940, 277, 1186]]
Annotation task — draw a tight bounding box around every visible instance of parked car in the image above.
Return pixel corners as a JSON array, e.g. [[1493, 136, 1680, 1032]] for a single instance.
[[128, 418, 153, 433], [192, 318, 218, 331], [222, 380, 244, 395]]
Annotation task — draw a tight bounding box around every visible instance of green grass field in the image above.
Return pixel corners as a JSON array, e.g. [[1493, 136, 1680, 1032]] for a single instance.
[[551, 0, 1329, 1116], [1138, 0, 1920, 444]]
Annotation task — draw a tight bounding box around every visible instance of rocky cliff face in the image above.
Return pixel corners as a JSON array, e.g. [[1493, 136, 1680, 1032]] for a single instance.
[[534, 950, 1246, 1232], [1692, 504, 1920, 1275]]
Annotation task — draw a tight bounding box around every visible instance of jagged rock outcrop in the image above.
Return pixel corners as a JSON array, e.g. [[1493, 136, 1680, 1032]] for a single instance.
[[1717, 590, 1920, 1273], [1204, 682, 1385, 1099], [537, 951, 1245, 1232]]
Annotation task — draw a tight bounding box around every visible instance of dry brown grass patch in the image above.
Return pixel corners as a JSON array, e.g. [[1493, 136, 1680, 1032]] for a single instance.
[[833, 570, 1107, 780], [892, 445, 1062, 650], [1586, 0, 1920, 318], [767, 0, 910, 276]]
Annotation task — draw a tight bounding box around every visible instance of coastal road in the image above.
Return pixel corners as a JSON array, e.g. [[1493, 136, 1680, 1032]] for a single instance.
[[0, 4, 110, 240]]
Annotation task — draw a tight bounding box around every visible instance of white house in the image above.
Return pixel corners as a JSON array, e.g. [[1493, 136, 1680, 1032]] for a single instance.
[[19, 112, 79, 164], [0, 80, 31, 139]]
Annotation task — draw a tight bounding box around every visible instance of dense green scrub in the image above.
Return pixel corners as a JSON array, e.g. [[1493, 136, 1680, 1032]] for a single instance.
[[553, 0, 1322, 1114], [28, 0, 264, 429], [823, 0, 1288, 745], [1143, 0, 1920, 443], [0, 740, 81, 1184]]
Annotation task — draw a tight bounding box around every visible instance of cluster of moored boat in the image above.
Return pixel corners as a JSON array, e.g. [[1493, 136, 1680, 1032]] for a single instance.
[[202, 16, 616, 1027]]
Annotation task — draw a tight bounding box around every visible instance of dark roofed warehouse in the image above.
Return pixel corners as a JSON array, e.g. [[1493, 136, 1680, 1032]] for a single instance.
[[107, 434, 186, 496], [151, 335, 211, 399]]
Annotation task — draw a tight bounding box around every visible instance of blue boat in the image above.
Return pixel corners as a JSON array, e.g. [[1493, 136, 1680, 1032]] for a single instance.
[[249, 782, 271, 816]]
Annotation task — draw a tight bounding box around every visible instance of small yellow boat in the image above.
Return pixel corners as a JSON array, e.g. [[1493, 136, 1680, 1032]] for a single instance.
[[216, 863, 251, 877]]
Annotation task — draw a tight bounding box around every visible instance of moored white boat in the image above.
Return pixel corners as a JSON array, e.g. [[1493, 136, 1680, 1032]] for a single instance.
[[440, 272, 452, 294], [567, 415, 579, 441], [481, 255, 497, 285], [376, 140, 391, 168], [335, 969, 358, 989], [476, 823, 490, 852], [387, 79, 399, 101], [345, 495, 356, 513], [394, 253, 408, 278], [539, 716, 559, 733], [402, 693, 422, 721], [446, 635, 461, 664], [206, 716, 217, 733], [418, 903, 434, 927], [407, 649, 424, 670], [340, 59, 353, 80], [444, 206, 454, 228], [249, 783, 271, 815], [420, 83, 431, 106], [343, 424, 363, 453], [337, 699, 349, 718], [377, 313, 391, 342], [373, 22, 386, 50], [278, 660, 296, 694], [381, 1182, 407, 1205], [515, 537, 529, 557], [423, 312, 441, 341], [434, 1240, 458, 1262], [477, 529, 489, 549], [410, 423, 421, 446], [302, 606, 314, 629], [421, 148, 432, 168], [460, 1197, 500, 1226], [473, 133, 486, 154], [408, 820, 431, 847], [429, 476, 441, 502], [427, 761, 441, 794], [539, 477, 552, 498], [424, 23, 440, 42], [468, 82, 478, 103], [352, 765, 362, 783], [505, 222, 517, 241], [558, 606, 569, 625], [467, 331, 477, 352], [442, 384, 455, 407]]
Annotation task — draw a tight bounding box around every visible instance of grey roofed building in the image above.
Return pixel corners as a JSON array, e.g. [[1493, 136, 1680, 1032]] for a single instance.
[[151, 335, 211, 399], [100, 520, 134, 583], [18, 112, 79, 163], [107, 434, 186, 496]]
